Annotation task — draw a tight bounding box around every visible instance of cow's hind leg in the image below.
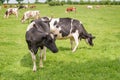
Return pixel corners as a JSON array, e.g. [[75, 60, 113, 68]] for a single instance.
[[29, 50, 37, 72], [39, 48, 44, 68]]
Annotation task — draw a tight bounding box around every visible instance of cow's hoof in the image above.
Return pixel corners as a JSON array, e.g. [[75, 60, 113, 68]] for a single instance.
[[40, 65, 44, 68], [72, 50, 76, 53], [43, 58, 46, 61], [33, 68, 36, 72]]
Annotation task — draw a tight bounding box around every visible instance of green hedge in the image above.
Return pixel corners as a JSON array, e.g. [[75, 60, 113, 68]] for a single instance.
[[48, 1, 65, 6], [48, 1, 120, 6]]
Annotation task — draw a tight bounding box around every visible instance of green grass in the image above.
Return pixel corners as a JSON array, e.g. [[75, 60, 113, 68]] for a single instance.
[[0, 4, 120, 80]]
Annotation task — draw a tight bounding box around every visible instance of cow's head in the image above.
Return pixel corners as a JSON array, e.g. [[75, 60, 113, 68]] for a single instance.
[[43, 33, 58, 53], [86, 34, 95, 46]]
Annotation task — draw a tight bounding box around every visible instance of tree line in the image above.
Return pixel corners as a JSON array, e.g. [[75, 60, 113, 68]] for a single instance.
[[47, 0, 120, 6], [0, 0, 24, 4], [0, 0, 120, 5]]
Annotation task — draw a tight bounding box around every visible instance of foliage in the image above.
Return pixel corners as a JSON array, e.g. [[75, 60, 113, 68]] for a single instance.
[[65, 0, 120, 5], [0, 1, 1, 5], [46, 0, 52, 3], [0, 0, 5, 4], [6, 0, 9, 4], [48, 1, 64, 6], [16, 0, 24, 4]]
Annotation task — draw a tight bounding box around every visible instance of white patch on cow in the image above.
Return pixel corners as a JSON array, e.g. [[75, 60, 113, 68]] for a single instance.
[[49, 18, 59, 32], [70, 19, 73, 33], [71, 30, 79, 52], [30, 50, 37, 71], [80, 21, 82, 24], [50, 34, 54, 39], [54, 27, 63, 39], [26, 22, 35, 31], [41, 18, 46, 21]]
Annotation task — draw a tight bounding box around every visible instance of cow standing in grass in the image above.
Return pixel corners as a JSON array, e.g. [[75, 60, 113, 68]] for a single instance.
[[65, 7, 76, 13], [29, 5, 36, 9], [40, 17, 95, 52], [4, 8, 19, 18], [21, 10, 40, 23], [87, 5, 93, 9], [26, 19, 58, 71]]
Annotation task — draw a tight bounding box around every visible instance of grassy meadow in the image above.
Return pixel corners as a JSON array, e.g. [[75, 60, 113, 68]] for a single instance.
[[0, 4, 120, 80]]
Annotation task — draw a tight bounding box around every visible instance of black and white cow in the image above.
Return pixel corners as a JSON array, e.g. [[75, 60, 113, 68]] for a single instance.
[[39, 17, 95, 52], [26, 19, 58, 71]]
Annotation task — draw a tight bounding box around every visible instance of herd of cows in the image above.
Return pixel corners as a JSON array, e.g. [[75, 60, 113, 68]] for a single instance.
[[3, 5, 96, 71]]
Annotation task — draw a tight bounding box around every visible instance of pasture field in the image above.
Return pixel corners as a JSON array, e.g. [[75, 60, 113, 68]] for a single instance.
[[0, 4, 120, 80]]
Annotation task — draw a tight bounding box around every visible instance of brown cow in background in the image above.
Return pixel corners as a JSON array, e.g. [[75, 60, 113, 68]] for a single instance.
[[65, 7, 76, 13]]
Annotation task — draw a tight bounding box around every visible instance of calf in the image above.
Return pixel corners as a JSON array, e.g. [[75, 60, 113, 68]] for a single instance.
[[65, 7, 76, 13], [21, 10, 40, 23], [26, 19, 58, 71], [40, 17, 95, 52], [4, 8, 18, 18]]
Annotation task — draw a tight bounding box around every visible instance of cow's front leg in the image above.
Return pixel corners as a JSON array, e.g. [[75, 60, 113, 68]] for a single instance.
[[70, 38, 74, 50], [30, 50, 37, 72], [43, 47, 46, 61], [72, 32, 79, 52], [6, 14, 9, 18], [15, 12, 18, 18], [39, 48, 44, 68]]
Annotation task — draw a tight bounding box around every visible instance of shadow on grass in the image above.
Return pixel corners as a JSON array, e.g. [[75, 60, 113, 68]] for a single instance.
[[20, 53, 33, 68], [1, 58, 120, 80], [58, 46, 92, 51]]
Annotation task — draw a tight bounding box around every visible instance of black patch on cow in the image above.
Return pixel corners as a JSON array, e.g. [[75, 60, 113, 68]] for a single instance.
[[56, 26, 59, 28], [5, 11, 8, 16], [42, 17, 49, 21], [33, 24, 37, 28], [54, 21, 57, 26], [57, 18, 72, 37], [71, 19, 79, 33]]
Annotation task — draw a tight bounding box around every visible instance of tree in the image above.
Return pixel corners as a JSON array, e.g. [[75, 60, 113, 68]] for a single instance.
[[16, 0, 24, 4], [0, 0, 5, 4], [46, 0, 52, 3], [35, 0, 38, 3], [6, 0, 10, 4]]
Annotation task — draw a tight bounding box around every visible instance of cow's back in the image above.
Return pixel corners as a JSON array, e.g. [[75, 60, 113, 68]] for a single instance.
[[58, 18, 72, 37], [49, 18, 86, 38]]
